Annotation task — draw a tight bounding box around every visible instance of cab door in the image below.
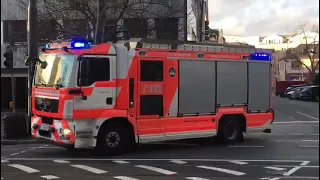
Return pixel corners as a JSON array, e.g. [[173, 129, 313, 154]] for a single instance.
[[136, 58, 165, 143]]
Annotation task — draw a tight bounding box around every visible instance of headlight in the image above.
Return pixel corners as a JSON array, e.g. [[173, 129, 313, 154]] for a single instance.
[[63, 129, 71, 135]]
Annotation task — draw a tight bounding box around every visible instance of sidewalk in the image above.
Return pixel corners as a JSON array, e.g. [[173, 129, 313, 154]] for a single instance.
[[1, 111, 45, 145]]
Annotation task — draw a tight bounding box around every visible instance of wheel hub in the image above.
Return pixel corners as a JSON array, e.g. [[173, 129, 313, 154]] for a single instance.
[[225, 122, 237, 139], [106, 131, 120, 147]]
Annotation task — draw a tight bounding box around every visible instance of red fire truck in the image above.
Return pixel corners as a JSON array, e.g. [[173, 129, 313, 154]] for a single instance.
[[28, 38, 274, 154]]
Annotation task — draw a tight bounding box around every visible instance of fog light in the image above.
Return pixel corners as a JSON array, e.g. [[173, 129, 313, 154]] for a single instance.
[[63, 129, 71, 135]]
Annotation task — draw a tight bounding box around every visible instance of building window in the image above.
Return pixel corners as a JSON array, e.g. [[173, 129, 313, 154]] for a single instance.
[[291, 61, 301, 70], [2, 20, 27, 43]]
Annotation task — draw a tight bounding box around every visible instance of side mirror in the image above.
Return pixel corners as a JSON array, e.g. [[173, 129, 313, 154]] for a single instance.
[[25, 57, 38, 66], [40, 61, 47, 69]]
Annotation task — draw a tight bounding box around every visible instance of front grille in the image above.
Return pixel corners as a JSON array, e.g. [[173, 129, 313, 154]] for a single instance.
[[35, 97, 59, 113], [39, 130, 51, 137], [42, 117, 53, 125]]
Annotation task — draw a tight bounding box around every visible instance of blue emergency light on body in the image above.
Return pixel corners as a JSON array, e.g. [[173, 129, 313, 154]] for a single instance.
[[45, 39, 92, 50], [249, 53, 272, 61]]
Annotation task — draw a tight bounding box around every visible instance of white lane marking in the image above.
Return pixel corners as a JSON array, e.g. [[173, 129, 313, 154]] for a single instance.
[[41, 175, 60, 179], [264, 166, 287, 171], [298, 145, 319, 148], [260, 178, 280, 180], [186, 177, 210, 180], [71, 164, 107, 174], [1, 158, 308, 163], [1, 160, 8, 163], [53, 160, 70, 163], [113, 160, 130, 164], [10, 153, 19, 156], [170, 160, 187, 164], [197, 165, 246, 176], [296, 112, 319, 120], [283, 166, 301, 176], [301, 140, 319, 142], [289, 133, 303, 136], [300, 161, 310, 166], [135, 165, 177, 175], [229, 160, 248, 165], [114, 176, 139, 180], [8, 164, 40, 173], [274, 121, 319, 124], [228, 145, 264, 148]]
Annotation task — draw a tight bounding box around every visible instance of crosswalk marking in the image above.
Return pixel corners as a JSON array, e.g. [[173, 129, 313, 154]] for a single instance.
[[186, 177, 210, 180], [114, 176, 140, 180], [113, 160, 130, 164], [197, 165, 246, 176], [53, 160, 70, 163], [70, 164, 107, 174], [264, 166, 286, 171], [8, 164, 40, 173], [170, 160, 187, 164], [41, 175, 60, 179], [135, 165, 177, 175], [229, 160, 248, 165]]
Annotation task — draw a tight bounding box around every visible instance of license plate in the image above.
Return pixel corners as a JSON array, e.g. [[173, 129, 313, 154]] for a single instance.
[[40, 124, 50, 131]]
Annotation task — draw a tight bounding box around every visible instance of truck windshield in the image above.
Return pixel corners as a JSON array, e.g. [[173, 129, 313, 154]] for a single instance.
[[34, 54, 75, 88]]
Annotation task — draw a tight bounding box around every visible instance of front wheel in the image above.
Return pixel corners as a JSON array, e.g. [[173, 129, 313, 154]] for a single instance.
[[96, 122, 134, 155], [217, 118, 243, 144]]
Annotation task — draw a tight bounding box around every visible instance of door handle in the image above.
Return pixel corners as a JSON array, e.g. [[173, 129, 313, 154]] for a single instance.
[[106, 97, 113, 105]]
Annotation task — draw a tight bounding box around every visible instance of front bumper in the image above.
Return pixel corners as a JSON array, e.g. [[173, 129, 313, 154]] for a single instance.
[[31, 116, 75, 145]]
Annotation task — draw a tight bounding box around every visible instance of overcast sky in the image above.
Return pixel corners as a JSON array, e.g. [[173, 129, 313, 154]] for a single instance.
[[208, 0, 319, 36]]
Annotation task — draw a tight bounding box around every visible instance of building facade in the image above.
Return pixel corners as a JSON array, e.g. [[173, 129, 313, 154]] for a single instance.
[[1, 0, 208, 111]]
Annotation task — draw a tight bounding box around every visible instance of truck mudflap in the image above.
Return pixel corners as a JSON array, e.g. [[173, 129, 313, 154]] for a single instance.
[[31, 116, 75, 145]]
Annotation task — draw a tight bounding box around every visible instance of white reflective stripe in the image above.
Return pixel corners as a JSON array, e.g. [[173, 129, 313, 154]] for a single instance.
[[114, 176, 139, 180], [40, 175, 60, 179], [8, 164, 40, 173], [229, 160, 248, 165], [197, 166, 246, 176], [135, 165, 177, 175], [71, 164, 107, 174], [264, 166, 286, 171], [53, 160, 70, 163], [113, 160, 129, 164], [186, 177, 210, 180], [170, 160, 187, 164]]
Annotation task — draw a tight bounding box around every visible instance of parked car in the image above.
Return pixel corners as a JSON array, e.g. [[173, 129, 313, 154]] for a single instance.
[[296, 85, 319, 101], [275, 81, 307, 97], [287, 87, 306, 99], [284, 84, 309, 97]]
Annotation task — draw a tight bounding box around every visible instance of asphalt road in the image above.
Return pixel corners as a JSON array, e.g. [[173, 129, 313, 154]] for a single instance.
[[1, 96, 319, 180]]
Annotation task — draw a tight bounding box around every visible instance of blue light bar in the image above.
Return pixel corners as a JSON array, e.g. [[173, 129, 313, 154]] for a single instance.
[[71, 40, 91, 49], [249, 53, 272, 61]]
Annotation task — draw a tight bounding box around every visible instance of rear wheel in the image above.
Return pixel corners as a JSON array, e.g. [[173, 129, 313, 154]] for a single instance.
[[315, 95, 319, 102], [217, 117, 243, 144], [96, 122, 134, 155]]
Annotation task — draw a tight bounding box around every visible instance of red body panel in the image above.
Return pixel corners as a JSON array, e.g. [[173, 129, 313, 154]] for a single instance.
[[31, 42, 273, 146]]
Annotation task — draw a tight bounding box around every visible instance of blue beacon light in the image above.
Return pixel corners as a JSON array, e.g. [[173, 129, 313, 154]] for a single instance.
[[249, 53, 272, 61], [71, 40, 91, 49]]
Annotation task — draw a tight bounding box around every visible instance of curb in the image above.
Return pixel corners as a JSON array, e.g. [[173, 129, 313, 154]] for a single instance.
[[1, 138, 47, 145]]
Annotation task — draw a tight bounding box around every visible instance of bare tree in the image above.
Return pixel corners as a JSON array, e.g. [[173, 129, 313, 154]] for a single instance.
[[286, 21, 319, 82], [11, 0, 186, 43]]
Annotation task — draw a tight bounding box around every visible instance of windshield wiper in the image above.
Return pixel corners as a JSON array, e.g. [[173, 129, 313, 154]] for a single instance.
[[35, 83, 47, 87]]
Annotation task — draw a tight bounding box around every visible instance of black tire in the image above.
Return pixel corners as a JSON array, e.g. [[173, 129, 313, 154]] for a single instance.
[[217, 117, 243, 144], [96, 122, 134, 155], [315, 95, 319, 102]]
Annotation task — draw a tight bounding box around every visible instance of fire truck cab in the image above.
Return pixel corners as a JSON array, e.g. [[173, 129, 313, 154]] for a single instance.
[[29, 38, 274, 154]]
